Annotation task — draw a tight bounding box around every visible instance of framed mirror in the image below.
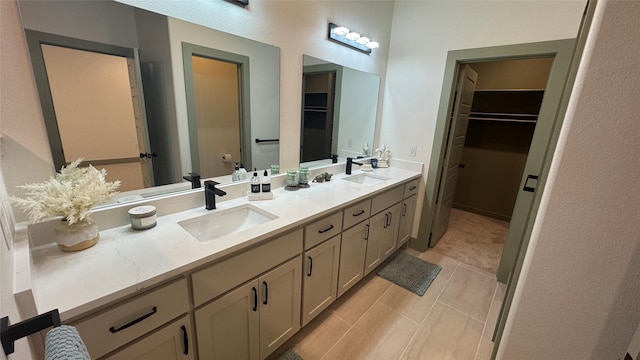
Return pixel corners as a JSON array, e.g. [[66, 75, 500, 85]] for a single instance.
[[300, 55, 380, 168], [17, 0, 280, 205]]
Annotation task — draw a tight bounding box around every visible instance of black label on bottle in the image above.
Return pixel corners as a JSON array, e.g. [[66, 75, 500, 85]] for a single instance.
[[262, 183, 271, 193], [251, 184, 260, 193]]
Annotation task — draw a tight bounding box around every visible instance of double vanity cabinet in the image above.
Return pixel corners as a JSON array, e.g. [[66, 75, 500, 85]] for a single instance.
[[29, 171, 420, 360]]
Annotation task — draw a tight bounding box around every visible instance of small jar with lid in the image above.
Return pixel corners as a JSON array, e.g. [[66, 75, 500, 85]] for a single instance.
[[128, 205, 157, 230]]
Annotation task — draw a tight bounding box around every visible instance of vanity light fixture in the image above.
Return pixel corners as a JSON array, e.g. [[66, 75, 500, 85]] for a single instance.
[[328, 23, 379, 54]]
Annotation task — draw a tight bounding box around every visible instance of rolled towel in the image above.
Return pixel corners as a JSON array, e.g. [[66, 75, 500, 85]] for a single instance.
[[45, 325, 90, 360]]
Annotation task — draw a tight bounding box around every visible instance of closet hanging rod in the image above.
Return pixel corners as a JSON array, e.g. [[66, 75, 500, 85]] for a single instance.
[[468, 117, 537, 124], [470, 112, 539, 118]]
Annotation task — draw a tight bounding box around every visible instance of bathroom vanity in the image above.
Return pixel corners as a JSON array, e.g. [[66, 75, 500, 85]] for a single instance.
[[16, 164, 421, 359]]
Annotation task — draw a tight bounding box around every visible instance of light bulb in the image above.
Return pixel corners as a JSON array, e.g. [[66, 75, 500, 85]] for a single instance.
[[356, 37, 370, 45], [366, 41, 379, 49], [345, 32, 360, 41], [332, 26, 349, 36]]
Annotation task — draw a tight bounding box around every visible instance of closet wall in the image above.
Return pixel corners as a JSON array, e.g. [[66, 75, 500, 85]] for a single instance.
[[453, 58, 553, 221]]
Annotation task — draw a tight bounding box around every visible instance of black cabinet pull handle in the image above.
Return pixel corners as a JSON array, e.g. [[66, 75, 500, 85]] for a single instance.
[[353, 209, 365, 217], [409, 185, 417, 190], [181, 325, 189, 355], [109, 306, 157, 333], [307, 256, 313, 276], [263, 281, 269, 305], [318, 224, 334, 233], [388, 212, 393, 226], [384, 213, 389, 228], [402, 204, 407, 216], [365, 224, 370, 240], [252, 287, 258, 311]]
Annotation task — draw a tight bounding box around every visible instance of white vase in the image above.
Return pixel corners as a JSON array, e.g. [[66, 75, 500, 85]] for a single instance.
[[54, 218, 100, 252]]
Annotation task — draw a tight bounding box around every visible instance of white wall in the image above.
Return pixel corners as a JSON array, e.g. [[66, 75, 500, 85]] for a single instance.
[[0, 1, 39, 358], [497, 1, 640, 358], [381, 0, 586, 236]]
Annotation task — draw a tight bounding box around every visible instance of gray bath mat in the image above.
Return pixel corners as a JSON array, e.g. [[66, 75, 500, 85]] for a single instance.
[[277, 349, 303, 360], [377, 252, 442, 296]]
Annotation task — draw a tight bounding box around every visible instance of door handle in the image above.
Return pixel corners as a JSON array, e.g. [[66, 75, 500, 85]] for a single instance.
[[523, 174, 539, 192], [364, 224, 370, 240], [252, 287, 258, 311], [181, 325, 189, 355], [262, 281, 269, 305], [307, 256, 313, 276]]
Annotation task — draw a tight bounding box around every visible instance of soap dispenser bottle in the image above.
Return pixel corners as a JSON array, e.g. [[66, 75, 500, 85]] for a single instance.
[[261, 170, 271, 193], [238, 163, 247, 180], [250, 168, 260, 193], [232, 163, 240, 182]]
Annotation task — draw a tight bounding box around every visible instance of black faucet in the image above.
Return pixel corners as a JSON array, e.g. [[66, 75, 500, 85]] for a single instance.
[[183, 172, 201, 189], [331, 154, 338, 163], [204, 180, 227, 210], [346, 157, 365, 175]]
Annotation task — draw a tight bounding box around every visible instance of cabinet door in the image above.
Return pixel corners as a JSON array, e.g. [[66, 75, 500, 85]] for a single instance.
[[195, 280, 260, 360], [302, 235, 340, 326], [382, 202, 402, 261], [338, 221, 368, 297], [398, 195, 417, 247], [259, 256, 302, 360], [365, 211, 386, 276], [108, 315, 194, 360]]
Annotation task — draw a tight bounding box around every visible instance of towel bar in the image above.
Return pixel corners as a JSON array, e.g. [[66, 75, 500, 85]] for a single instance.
[[1, 309, 60, 355]]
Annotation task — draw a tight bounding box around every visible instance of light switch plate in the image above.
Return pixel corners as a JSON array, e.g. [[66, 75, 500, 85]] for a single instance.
[[409, 144, 417, 157]]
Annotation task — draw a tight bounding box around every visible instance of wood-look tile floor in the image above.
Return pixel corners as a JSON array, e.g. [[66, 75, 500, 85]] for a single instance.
[[271, 248, 506, 360], [431, 208, 510, 274]]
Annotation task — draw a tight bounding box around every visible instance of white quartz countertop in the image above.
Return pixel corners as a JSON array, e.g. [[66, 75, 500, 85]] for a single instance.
[[27, 167, 421, 321]]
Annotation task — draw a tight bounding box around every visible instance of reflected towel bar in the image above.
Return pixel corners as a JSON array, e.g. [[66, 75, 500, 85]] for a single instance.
[[1, 309, 61, 355], [255, 138, 279, 143]]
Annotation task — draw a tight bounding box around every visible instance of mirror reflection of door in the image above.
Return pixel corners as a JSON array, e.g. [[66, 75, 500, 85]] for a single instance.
[[191, 55, 241, 178], [39, 43, 153, 191], [301, 72, 336, 163]]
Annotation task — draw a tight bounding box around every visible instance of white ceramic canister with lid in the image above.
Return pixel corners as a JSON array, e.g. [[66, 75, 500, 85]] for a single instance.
[[128, 205, 157, 230]]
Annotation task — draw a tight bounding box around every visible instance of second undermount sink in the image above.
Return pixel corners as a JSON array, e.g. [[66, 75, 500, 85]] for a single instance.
[[342, 173, 390, 186], [179, 204, 278, 243]]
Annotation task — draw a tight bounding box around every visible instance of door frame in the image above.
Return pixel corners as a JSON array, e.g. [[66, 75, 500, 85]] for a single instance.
[[182, 42, 252, 173], [24, 30, 153, 176], [415, 39, 575, 257]]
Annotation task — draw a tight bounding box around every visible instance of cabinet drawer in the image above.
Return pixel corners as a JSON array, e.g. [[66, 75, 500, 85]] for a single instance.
[[74, 278, 189, 359], [304, 212, 343, 250], [192, 228, 303, 307], [342, 199, 371, 230], [371, 186, 404, 215], [403, 179, 419, 198]]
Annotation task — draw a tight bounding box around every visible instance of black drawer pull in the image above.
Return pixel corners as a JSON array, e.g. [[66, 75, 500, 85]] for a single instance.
[[409, 185, 416, 191], [353, 209, 365, 217], [252, 287, 258, 311], [364, 224, 370, 240], [263, 281, 269, 305], [384, 213, 389, 228], [307, 256, 313, 276], [181, 325, 189, 355], [318, 224, 334, 233], [109, 306, 157, 333]]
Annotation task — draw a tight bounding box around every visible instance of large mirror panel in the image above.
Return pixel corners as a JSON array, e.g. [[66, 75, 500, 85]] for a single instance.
[[17, 0, 280, 205], [300, 55, 380, 168]]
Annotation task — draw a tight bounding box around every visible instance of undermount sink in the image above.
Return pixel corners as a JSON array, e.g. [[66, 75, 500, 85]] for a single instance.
[[342, 173, 390, 186], [179, 204, 278, 243]]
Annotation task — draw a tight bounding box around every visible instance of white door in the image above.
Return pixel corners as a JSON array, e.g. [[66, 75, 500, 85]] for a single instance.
[[259, 256, 302, 359], [41, 44, 152, 191], [195, 280, 260, 360], [430, 65, 478, 246]]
